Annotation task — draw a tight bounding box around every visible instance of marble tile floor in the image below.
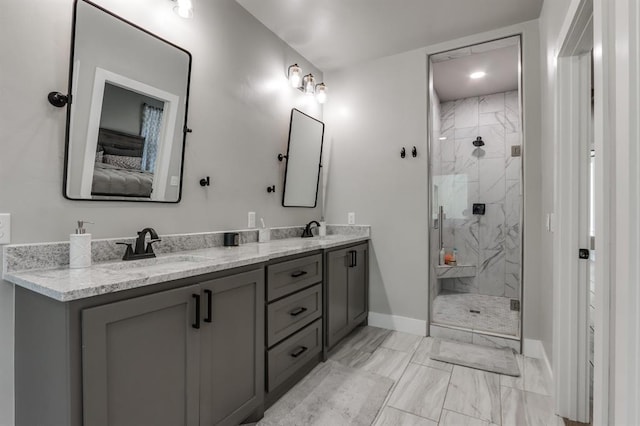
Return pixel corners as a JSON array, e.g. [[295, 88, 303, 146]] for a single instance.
[[432, 292, 520, 337], [261, 326, 562, 426]]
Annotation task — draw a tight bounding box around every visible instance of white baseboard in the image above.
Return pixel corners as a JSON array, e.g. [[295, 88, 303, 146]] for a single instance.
[[367, 312, 427, 336], [523, 338, 553, 378]]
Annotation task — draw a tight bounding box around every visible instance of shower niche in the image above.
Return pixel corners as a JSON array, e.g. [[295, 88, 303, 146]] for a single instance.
[[428, 36, 523, 350]]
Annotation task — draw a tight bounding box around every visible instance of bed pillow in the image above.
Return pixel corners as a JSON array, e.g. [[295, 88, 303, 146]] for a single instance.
[[103, 154, 142, 170], [95, 150, 104, 163]]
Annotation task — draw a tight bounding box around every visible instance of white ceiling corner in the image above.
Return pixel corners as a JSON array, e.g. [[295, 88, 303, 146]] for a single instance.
[[234, 0, 543, 71]]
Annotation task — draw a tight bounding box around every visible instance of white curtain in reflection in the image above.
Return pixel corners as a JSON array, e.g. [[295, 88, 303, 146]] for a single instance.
[[140, 103, 163, 172]]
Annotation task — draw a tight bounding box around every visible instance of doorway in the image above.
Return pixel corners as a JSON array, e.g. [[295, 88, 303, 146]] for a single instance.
[[427, 36, 524, 350], [553, 0, 594, 422]]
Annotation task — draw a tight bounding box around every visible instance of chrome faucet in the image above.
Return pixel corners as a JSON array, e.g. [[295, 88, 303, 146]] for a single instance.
[[301, 221, 320, 238], [117, 227, 162, 260]]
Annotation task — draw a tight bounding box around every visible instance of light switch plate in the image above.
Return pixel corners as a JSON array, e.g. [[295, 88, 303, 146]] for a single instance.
[[0, 213, 11, 244], [170, 176, 179, 186], [348, 212, 355, 225], [248, 212, 256, 228]]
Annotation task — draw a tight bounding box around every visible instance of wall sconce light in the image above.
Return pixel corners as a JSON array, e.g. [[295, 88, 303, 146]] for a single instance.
[[287, 64, 327, 104], [315, 83, 327, 104], [172, 0, 193, 18], [288, 64, 302, 88], [302, 74, 316, 95]]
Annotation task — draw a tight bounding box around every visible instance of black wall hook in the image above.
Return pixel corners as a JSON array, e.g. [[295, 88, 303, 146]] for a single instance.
[[400, 147, 406, 158], [412, 146, 417, 157], [267, 185, 276, 193], [278, 153, 288, 162], [199, 176, 210, 186], [48, 92, 69, 107]]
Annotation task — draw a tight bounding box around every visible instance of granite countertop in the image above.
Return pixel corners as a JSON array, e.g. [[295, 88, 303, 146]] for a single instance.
[[3, 233, 369, 302]]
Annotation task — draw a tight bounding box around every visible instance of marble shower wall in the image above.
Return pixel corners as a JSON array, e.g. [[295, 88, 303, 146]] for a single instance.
[[433, 91, 521, 299]]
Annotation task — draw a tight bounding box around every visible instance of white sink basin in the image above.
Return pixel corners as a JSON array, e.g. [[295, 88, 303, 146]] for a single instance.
[[95, 255, 209, 271]]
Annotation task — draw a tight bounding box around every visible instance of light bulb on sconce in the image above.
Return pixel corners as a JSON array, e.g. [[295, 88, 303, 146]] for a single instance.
[[302, 74, 316, 95], [288, 64, 302, 88], [315, 83, 327, 104], [172, 0, 193, 18]]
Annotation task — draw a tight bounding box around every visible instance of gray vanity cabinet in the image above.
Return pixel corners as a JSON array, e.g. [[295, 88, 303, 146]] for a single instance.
[[82, 270, 264, 426], [82, 285, 201, 426], [199, 271, 264, 426], [15, 267, 264, 426], [326, 242, 369, 349]]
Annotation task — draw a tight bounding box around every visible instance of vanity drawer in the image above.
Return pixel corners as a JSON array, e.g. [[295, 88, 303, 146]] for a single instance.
[[267, 284, 322, 347], [266, 319, 322, 392], [267, 254, 322, 301]]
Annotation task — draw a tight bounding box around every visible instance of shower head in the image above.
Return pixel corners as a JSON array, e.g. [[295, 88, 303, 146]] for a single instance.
[[473, 136, 485, 147]]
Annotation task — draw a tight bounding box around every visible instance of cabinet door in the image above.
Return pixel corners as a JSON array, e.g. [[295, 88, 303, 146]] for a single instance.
[[348, 244, 368, 326], [326, 247, 349, 349], [199, 269, 264, 426], [82, 285, 201, 426]]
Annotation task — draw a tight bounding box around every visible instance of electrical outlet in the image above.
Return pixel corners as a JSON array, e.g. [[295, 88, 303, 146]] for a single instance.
[[348, 212, 355, 225], [248, 212, 256, 228], [170, 176, 180, 186], [0, 213, 11, 244]]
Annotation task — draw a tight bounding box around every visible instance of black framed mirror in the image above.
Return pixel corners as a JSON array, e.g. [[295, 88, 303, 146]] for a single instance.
[[62, 0, 192, 202], [281, 109, 325, 208]]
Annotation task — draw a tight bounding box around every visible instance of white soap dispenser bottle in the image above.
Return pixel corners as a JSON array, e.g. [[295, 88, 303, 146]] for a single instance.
[[70, 220, 93, 269]]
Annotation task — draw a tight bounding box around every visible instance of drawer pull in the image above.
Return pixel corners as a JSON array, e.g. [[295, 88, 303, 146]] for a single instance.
[[291, 270, 308, 278], [290, 346, 308, 358], [289, 307, 308, 316]]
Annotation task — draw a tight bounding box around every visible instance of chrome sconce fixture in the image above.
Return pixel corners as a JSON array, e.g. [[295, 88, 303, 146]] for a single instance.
[[288, 64, 327, 104]]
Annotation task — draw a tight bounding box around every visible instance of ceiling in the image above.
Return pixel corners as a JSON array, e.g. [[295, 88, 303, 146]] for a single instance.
[[234, 0, 543, 71], [433, 39, 520, 101]]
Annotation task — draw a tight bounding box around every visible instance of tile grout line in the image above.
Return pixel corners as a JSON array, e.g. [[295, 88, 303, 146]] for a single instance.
[[372, 336, 423, 424], [436, 364, 455, 424]]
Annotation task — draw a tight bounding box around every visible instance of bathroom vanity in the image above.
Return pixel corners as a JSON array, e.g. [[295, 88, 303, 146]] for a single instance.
[[5, 227, 369, 426]]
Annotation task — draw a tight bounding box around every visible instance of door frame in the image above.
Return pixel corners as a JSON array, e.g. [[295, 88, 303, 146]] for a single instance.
[[601, 0, 640, 424], [554, 0, 617, 423], [553, 0, 594, 422], [553, 37, 592, 426], [424, 33, 526, 347]]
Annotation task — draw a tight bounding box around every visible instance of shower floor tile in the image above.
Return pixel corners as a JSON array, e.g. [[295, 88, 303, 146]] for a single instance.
[[432, 292, 520, 337]]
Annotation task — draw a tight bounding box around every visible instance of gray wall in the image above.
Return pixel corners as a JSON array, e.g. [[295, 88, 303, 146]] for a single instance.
[[324, 49, 431, 322], [0, 0, 323, 423], [324, 20, 541, 339], [537, 0, 573, 365], [100, 84, 164, 136]]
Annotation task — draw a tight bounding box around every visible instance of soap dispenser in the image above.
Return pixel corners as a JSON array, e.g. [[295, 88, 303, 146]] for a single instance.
[[70, 220, 93, 269]]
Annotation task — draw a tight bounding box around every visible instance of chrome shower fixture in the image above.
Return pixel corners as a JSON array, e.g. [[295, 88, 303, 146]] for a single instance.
[[473, 136, 485, 147]]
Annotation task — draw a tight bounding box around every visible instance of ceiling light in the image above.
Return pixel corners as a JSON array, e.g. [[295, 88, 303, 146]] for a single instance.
[[438, 136, 447, 140], [470, 71, 486, 79]]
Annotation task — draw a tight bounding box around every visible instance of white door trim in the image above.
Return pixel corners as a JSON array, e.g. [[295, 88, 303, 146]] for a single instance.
[[608, 1, 640, 425], [553, 0, 594, 422]]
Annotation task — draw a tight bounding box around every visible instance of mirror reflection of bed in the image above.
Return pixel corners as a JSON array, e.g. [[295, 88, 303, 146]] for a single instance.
[[92, 84, 164, 198]]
